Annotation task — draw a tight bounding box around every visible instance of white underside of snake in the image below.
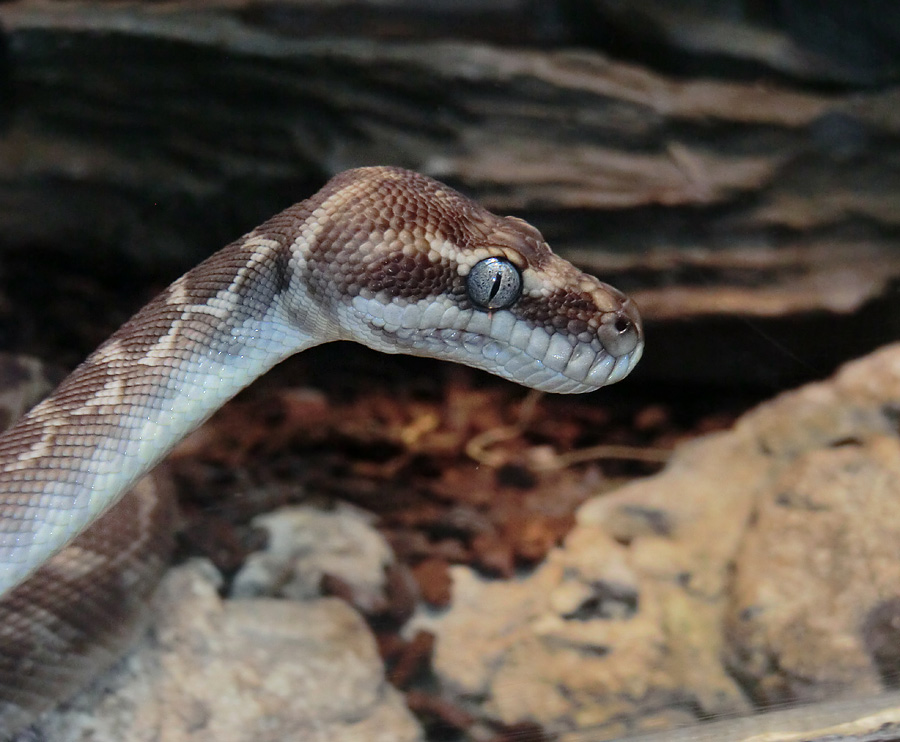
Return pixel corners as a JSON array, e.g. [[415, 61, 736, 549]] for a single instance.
[[0, 166, 895, 741]]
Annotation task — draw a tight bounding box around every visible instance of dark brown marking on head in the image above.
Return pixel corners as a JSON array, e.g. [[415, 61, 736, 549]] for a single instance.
[[362, 250, 454, 300], [513, 288, 604, 330]]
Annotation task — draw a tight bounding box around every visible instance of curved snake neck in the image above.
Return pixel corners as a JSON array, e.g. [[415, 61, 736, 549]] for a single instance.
[[0, 166, 642, 733]]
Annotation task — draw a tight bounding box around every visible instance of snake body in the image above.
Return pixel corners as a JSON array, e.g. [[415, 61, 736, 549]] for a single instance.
[[0, 167, 643, 734]]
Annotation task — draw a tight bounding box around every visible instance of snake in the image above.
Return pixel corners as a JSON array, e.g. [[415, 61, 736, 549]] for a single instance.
[[0, 166, 644, 735], [0, 166, 894, 742]]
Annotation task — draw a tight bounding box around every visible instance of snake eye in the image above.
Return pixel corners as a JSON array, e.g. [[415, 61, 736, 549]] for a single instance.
[[466, 257, 522, 311]]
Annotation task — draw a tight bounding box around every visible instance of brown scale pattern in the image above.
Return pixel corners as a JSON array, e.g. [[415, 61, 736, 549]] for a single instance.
[[514, 285, 625, 334], [364, 250, 455, 300], [0, 477, 175, 734]]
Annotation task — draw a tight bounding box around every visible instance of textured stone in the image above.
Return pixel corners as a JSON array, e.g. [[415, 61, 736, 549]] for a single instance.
[[32, 561, 423, 742], [415, 343, 900, 738], [231, 504, 395, 614]]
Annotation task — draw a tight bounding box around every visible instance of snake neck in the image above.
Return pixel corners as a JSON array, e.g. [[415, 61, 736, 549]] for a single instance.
[[0, 229, 322, 596]]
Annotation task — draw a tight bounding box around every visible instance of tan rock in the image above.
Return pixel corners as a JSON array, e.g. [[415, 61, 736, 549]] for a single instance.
[[418, 343, 900, 738], [232, 503, 395, 614], [33, 560, 423, 742]]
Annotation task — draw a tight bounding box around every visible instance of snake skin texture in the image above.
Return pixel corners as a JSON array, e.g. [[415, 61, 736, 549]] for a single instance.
[[0, 167, 643, 734]]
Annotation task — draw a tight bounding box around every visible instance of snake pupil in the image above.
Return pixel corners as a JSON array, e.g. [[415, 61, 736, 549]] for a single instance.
[[489, 274, 502, 301]]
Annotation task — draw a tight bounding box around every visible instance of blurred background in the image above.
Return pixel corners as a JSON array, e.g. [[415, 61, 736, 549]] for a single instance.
[[2, 0, 899, 389], [2, 2, 900, 741]]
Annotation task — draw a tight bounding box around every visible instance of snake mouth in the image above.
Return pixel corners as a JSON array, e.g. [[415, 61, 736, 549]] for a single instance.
[[345, 296, 644, 394], [411, 324, 643, 394]]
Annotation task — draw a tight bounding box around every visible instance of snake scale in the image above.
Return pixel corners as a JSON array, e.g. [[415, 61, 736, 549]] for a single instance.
[[0, 166, 895, 742]]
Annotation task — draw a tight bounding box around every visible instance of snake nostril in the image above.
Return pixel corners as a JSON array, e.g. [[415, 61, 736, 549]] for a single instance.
[[598, 315, 640, 357]]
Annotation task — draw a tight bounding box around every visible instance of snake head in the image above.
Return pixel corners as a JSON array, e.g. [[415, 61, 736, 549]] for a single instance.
[[302, 167, 644, 394]]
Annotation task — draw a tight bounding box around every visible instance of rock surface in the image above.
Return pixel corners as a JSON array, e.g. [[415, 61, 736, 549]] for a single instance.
[[414, 343, 900, 738], [30, 560, 423, 742], [231, 503, 396, 614]]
